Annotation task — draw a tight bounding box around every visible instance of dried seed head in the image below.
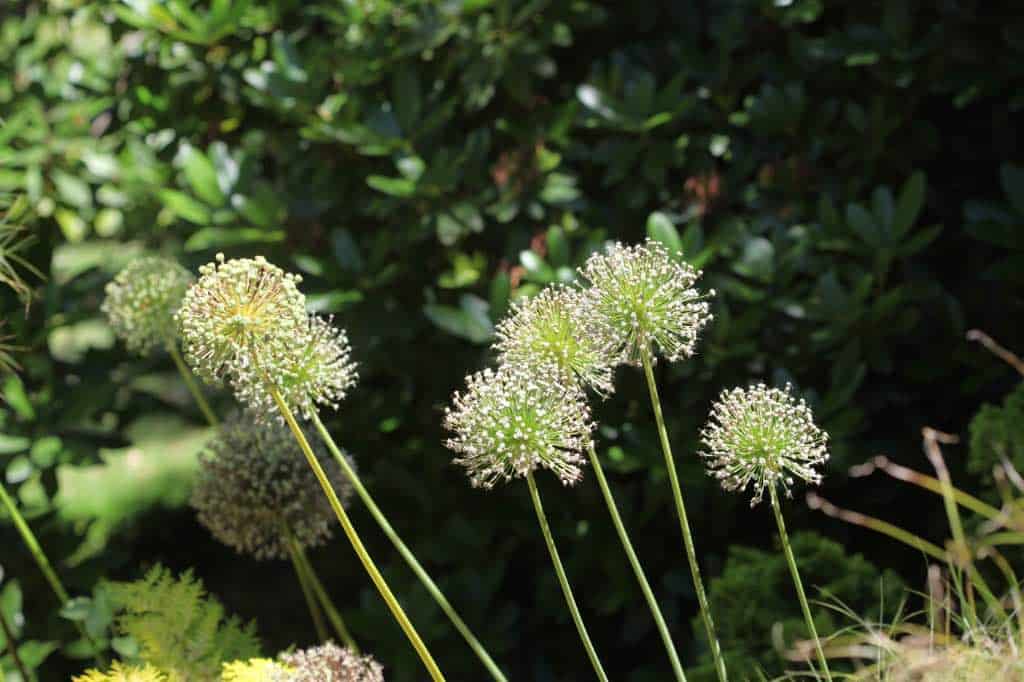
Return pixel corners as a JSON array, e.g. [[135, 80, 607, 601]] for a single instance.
[[102, 257, 194, 356], [274, 643, 384, 682], [176, 254, 307, 388], [190, 411, 354, 560], [444, 363, 593, 488], [700, 383, 829, 506], [494, 285, 619, 395], [577, 239, 713, 365]]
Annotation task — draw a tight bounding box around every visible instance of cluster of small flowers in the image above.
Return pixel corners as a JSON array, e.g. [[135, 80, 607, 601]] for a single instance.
[[176, 253, 358, 420], [493, 285, 618, 395], [577, 239, 713, 365], [190, 411, 354, 560], [444, 364, 593, 488], [102, 257, 194, 356], [699, 383, 829, 506], [273, 642, 384, 682]]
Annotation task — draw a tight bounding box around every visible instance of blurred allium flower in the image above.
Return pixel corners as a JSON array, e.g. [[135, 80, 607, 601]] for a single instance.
[[176, 254, 307, 387], [102, 256, 194, 355], [190, 411, 354, 560], [274, 642, 384, 682], [700, 383, 829, 506], [444, 364, 593, 488], [494, 286, 618, 395], [577, 239, 712, 365]]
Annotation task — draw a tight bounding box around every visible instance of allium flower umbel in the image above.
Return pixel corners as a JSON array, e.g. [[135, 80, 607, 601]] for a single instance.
[[444, 364, 593, 488], [102, 256, 194, 355], [494, 286, 618, 395], [267, 315, 359, 419], [578, 239, 712, 365], [700, 383, 829, 506], [274, 643, 384, 682], [190, 411, 354, 560]]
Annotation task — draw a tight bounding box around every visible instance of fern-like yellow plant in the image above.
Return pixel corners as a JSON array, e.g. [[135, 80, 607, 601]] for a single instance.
[[221, 658, 290, 681], [74, 662, 168, 682]]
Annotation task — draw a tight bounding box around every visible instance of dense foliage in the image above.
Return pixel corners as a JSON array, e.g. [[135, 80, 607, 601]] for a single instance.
[[2, 0, 1023, 679]]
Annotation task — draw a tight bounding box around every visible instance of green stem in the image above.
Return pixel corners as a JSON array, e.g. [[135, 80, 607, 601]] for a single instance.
[[587, 444, 686, 681], [309, 411, 507, 682], [770, 486, 831, 681], [286, 535, 329, 642], [269, 388, 444, 681], [0, 483, 103, 666], [167, 343, 219, 427], [293, 540, 359, 651], [640, 348, 727, 682], [526, 471, 609, 682], [0, 603, 30, 681]]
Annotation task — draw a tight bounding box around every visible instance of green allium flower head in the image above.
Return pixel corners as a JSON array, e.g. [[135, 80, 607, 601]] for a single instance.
[[274, 643, 384, 682], [494, 285, 619, 395], [176, 253, 307, 388], [102, 256, 194, 356], [444, 363, 593, 488], [190, 411, 354, 560], [700, 383, 829, 506], [577, 238, 713, 365]]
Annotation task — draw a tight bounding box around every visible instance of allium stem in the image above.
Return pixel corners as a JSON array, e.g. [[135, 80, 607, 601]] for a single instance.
[[640, 348, 727, 682], [0, 601, 30, 681], [309, 411, 508, 682], [287, 536, 329, 642], [526, 471, 609, 682], [769, 485, 831, 681], [168, 343, 219, 427], [0, 482, 104, 666], [292, 537, 359, 652], [587, 444, 686, 681], [270, 389, 445, 681]]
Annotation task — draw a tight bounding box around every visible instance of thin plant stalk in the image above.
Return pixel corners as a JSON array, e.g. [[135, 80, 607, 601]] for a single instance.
[[0, 602, 30, 681], [525, 470, 609, 682], [769, 485, 832, 681], [269, 387, 445, 681], [286, 536, 329, 642], [587, 444, 686, 681], [640, 347, 727, 682], [0, 483, 103, 666], [309, 410, 507, 682], [167, 343, 219, 427], [292, 537, 359, 651]]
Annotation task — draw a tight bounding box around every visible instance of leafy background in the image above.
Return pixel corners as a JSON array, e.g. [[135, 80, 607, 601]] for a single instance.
[[1, 0, 1023, 679]]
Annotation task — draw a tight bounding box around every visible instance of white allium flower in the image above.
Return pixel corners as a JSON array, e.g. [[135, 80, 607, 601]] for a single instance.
[[577, 239, 713, 365], [700, 383, 829, 506], [102, 256, 194, 356], [176, 253, 307, 388], [444, 363, 593, 488], [190, 410, 354, 560], [493, 285, 619, 395], [274, 642, 383, 682]]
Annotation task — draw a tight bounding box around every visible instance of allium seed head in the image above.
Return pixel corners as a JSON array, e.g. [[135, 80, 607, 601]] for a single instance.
[[176, 254, 307, 388], [577, 239, 713, 365], [444, 363, 593, 488], [102, 257, 194, 356], [699, 383, 829, 506], [190, 411, 354, 560], [273, 643, 384, 682], [494, 286, 619, 395]]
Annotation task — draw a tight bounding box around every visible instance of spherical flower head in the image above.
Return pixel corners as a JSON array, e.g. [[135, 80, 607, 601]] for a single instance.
[[102, 256, 194, 356], [494, 285, 619, 395], [273, 643, 383, 682], [577, 238, 713, 365], [444, 363, 593, 488], [190, 410, 355, 560], [700, 383, 829, 506], [176, 253, 307, 388]]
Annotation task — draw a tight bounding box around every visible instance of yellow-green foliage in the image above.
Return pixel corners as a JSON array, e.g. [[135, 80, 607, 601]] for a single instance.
[[221, 658, 289, 681], [108, 565, 260, 682], [73, 662, 169, 682]]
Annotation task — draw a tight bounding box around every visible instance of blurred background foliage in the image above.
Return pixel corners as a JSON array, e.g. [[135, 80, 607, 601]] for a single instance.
[[1, 0, 1023, 679]]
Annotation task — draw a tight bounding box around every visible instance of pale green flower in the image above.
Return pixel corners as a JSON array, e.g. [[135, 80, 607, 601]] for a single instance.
[[102, 256, 194, 356]]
